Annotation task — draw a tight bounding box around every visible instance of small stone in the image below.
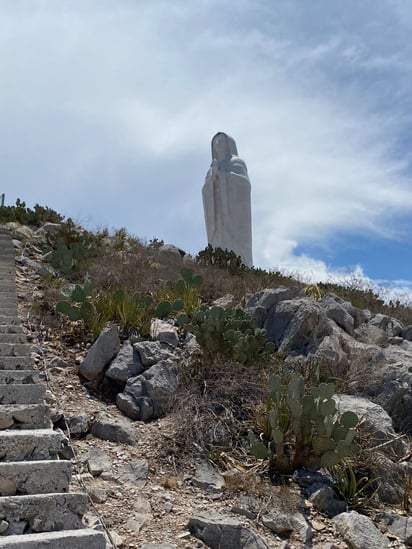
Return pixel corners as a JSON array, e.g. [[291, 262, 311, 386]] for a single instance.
[[0, 476, 17, 496], [91, 411, 137, 445], [109, 530, 124, 547], [85, 448, 112, 477], [89, 486, 108, 503], [126, 515, 149, 535], [192, 460, 225, 493], [117, 459, 148, 487], [0, 418, 14, 429], [312, 520, 326, 531], [0, 520, 9, 533]]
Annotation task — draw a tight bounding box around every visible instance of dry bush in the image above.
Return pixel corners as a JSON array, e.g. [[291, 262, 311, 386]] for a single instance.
[[170, 359, 272, 457]]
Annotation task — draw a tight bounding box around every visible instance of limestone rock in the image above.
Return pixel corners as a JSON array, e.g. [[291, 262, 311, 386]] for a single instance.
[[192, 460, 225, 493], [334, 394, 407, 455], [262, 510, 312, 542], [309, 486, 346, 517], [57, 413, 90, 436], [332, 511, 389, 549], [117, 359, 179, 421], [91, 412, 137, 445], [245, 287, 304, 327], [150, 319, 179, 346], [319, 293, 355, 334], [133, 341, 178, 368], [264, 298, 332, 355], [158, 244, 183, 265], [189, 511, 269, 548], [85, 448, 112, 477], [212, 294, 236, 309], [105, 342, 143, 384], [117, 459, 148, 487], [79, 325, 120, 381], [369, 313, 403, 337], [375, 511, 412, 545]]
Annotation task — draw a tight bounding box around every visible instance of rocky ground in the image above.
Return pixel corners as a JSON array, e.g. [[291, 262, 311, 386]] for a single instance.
[[8, 223, 412, 549]]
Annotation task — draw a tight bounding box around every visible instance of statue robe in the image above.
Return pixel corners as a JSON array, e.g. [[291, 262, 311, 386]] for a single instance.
[[202, 132, 253, 267]]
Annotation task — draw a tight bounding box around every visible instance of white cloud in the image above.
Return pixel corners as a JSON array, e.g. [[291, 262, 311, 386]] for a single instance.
[[1, 0, 412, 289]]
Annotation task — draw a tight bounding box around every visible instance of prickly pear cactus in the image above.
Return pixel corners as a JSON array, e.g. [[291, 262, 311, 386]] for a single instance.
[[186, 306, 275, 364], [249, 374, 359, 473]]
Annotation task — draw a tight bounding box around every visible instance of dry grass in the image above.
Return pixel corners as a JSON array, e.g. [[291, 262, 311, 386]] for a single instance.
[[169, 359, 274, 458]]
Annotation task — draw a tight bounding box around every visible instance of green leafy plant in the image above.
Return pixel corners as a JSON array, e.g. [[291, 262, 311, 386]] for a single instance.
[[49, 220, 106, 278], [155, 267, 203, 319], [113, 227, 140, 251], [0, 198, 64, 227], [56, 282, 107, 336], [186, 305, 275, 364], [196, 244, 247, 274], [330, 461, 380, 510], [56, 284, 156, 338], [249, 375, 359, 473]]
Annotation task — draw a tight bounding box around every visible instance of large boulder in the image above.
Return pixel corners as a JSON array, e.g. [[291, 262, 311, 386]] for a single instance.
[[319, 293, 355, 334], [105, 342, 143, 384], [358, 340, 412, 433], [116, 359, 179, 421], [369, 313, 403, 337], [79, 325, 120, 381], [332, 511, 389, 549], [264, 298, 333, 356], [133, 341, 178, 368], [188, 511, 269, 549], [334, 394, 407, 455], [244, 286, 304, 327]]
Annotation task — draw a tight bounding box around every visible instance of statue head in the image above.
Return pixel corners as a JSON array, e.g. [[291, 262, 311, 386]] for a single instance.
[[211, 132, 238, 164]]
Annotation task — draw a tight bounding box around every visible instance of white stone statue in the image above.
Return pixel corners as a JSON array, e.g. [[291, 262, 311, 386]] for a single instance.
[[202, 132, 253, 266]]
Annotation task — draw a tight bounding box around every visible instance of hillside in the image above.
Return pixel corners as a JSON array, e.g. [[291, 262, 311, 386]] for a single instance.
[[1, 202, 411, 548]]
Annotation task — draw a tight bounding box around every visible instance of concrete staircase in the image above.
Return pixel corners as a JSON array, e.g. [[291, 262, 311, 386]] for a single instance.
[[0, 228, 106, 548]]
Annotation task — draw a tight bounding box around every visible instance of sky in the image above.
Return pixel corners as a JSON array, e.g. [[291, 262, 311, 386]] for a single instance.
[[1, 0, 412, 298]]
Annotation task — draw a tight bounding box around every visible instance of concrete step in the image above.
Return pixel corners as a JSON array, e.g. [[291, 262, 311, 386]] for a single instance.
[[0, 325, 24, 334], [0, 384, 45, 405], [0, 357, 34, 370], [0, 333, 26, 344], [0, 308, 18, 316], [0, 460, 71, 495], [0, 298, 17, 310], [0, 429, 66, 461], [0, 343, 31, 357], [0, 318, 20, 327], [0, 371, 39, 384], [0, 528, 106, 548], [0, 492, 87, 535], [0, 404, 51, 430]]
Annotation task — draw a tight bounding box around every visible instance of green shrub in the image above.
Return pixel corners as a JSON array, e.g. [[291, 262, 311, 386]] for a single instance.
[[196, 244, 247, 274], [0, 198, 64, 227], [186, 305, 275, 364], [249, 375, 359, 473], [155, 267, 202, 319], [330, 461, 380, 510], [49, 220, 106, 279], [56, 283, 156, 338]]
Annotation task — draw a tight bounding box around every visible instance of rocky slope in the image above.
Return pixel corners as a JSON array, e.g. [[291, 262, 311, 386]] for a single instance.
[[3, 220, 412, 548]]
